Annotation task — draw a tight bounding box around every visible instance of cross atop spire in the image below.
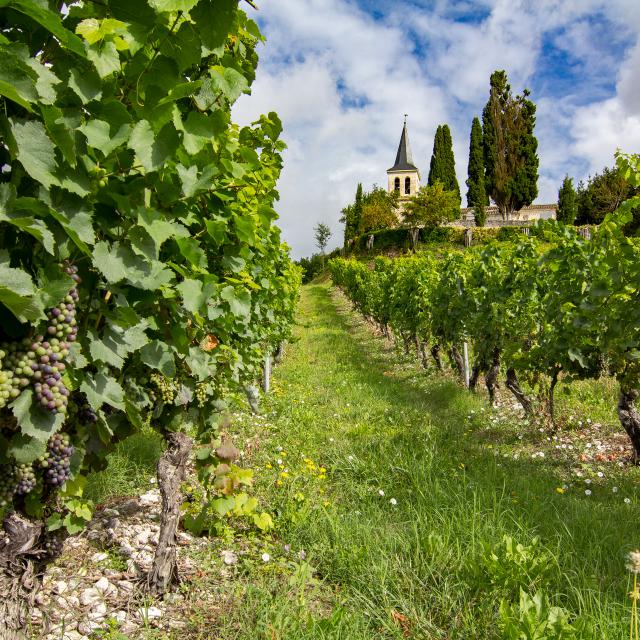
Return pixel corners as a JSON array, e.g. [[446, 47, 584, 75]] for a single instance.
[[388, 119, 418, 172]]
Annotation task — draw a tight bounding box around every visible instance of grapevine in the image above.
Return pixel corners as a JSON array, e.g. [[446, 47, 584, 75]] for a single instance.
[[331, 194, 640, 456], [0, 0, 301, 622]]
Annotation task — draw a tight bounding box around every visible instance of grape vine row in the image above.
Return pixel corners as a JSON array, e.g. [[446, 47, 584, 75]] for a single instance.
[[331, 172, 640, 458]]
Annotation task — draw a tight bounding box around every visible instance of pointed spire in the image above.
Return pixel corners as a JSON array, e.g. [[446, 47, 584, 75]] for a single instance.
[[388, 117, 418, 172]]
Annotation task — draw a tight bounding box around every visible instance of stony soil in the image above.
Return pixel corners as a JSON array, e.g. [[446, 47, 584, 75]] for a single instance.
[[31, 487, 208, 639]]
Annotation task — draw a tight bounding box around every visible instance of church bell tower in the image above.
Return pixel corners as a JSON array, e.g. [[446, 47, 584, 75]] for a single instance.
[[387, 116, 421, 201]]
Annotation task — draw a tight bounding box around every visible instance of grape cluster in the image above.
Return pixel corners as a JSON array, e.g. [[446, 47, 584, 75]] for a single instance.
[[14, 463, 37, 495], [0, 465, 15, 509], [0, 338, 36, 409], [40, 432, 73, 487], [42, 530, 66, 559], [195, 382, 210, 407], [31, 265, 80, 415], [71, 391, 98, 425], [151, 373, 175, 403]]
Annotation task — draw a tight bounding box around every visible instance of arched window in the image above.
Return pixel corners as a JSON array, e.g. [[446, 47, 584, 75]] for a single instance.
[[405, 177, 411, 194], [394, 177, 400, 191]]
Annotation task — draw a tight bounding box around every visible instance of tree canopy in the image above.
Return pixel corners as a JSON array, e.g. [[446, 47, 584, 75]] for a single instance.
[[428, 124, 460, 205], [482, 70, 539, 218], [575, 165, 638, 226], [557, 176, 577, 224], [340, 183, 363, 245], [403, 181, 460, 229]]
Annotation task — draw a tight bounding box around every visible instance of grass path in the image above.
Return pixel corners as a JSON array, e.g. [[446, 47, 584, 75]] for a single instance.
[[212, 282, 636, 639]]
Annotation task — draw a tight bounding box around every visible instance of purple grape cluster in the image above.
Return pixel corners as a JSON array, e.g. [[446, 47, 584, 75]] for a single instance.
[[31, 266, 80, 414], [40, 432, 73, 487], [72, 392, 98, 425], [14, 463, 37, 495], [0, 464, 15, 509], [42, 530, 66, 559]]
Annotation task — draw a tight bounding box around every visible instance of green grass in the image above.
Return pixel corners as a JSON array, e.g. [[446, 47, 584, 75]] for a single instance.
[[82, 282, 637, 638], [206, 282, 638, 639], [85, 428, 164, 503]]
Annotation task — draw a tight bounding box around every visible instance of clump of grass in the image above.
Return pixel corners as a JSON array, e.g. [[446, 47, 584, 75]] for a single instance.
[[85, 429, 164, 503]]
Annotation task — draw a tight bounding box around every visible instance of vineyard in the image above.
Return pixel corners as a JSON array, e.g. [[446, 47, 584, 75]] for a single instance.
[[1, 0, 640, 638], [330, 171, 640, 459], [0, 0, 300, 634]]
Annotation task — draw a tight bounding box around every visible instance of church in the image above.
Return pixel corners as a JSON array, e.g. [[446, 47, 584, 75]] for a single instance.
[[386, 119, 557, 227]]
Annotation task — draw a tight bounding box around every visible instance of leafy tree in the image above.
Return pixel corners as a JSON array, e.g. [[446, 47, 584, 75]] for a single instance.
[[358, 187, 399, 235], [314, 222, 332, 254], [466, 116, 488, 211], [557, 176, 577, 224], [575, 165, 638, 226], [297, 254, 325, 284], [403, 182, 459, 248], [314, 222, 331, 269], [482, 70, 539, 219], [428, 124, 460, 205], [340, 183, 363, 245]]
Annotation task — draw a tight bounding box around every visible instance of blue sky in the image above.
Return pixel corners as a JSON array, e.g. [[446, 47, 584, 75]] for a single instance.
[[234, 0, 640, 259]]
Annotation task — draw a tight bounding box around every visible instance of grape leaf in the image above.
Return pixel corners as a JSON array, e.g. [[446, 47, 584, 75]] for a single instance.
[[9, 119, 59, 189], [4, 0, 87, 58], [191, 0, 236, 55], [148, 0, 200, 13], [0, 46, 38, 111], [81, 373, 125, 411], [8, 432, 47, 464], [0, 263, 45, 322], [187, 345, 213, 381], [79, 119, 131, 156], [86, 40, 121, 78], [10, 390, 64, 442], [220, 286, 250, 319], [128, 120, 178, 172], [140, 340, 176, 377], [68, 67, 102, 103]]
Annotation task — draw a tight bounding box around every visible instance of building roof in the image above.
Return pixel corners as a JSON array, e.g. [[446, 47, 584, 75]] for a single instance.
[[387, 121, 419, 173]]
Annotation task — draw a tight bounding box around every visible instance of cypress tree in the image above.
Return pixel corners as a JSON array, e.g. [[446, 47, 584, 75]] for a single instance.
[[353, 182, 363, 235], [466, 117, 488, 208], [340, 182, 363, 245], [428, 124, 460, 205], [557, 176, 577, 224], [428, 125, 444, 187], [482, 70, 539, 219]]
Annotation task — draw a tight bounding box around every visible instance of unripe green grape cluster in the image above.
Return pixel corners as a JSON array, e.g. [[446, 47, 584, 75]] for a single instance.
[[0, 465, 16, 508], [195, 382, 210, 407], [151, 373, 176, 403], [0, 339, 37, 409]]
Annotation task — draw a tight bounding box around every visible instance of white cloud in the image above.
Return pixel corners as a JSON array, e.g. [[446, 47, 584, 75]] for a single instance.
[[571, 39, 640, 176], [234, 0, 640, 258]]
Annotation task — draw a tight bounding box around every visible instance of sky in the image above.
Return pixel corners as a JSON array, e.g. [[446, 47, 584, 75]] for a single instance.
[[233, 0, 640, 259]]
